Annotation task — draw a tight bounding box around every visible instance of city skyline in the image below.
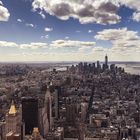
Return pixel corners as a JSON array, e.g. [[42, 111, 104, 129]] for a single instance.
[[0, 0, 140, 62]]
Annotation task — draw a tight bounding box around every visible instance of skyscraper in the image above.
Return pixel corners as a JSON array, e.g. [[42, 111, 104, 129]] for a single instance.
[[54, 89, 59, 119], [54, 86, 61, 119], [21, 97, 38, 135], [66, 98, 77, 125], [39, 106, 49, 137], [5, 101, 21, 135], [105, 54, 108, 69], [96, 61, 101, 74], [44, 87, 53, 131]]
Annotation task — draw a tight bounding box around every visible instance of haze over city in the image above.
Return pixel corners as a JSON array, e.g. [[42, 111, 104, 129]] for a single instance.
[[1, 1, 140, 140], [0, 0, 140, 62]]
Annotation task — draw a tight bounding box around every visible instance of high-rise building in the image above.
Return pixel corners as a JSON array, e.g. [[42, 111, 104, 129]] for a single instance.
[[45, 87, 53, 131], [39, 106, 49, 137], [105, 54, 108, 69], [54, 86, 61, 119], [5, 101, 21, 135], [92, 63, 95, 73], [22, 97, 38, 135], [96, 61, 101, 74], [80, 102, 88, 123], [110, 64, 115, 73], [66, 98, 77, 125], [54, 89, 59, 119], [78, 62, 83, 74]]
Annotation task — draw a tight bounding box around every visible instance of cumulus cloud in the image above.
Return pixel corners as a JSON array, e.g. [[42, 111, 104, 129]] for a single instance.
[[93, 27, 140, 61], [0, 41, 18, 47], [118, 0, 140, 22], [39, 11, 46, 19], [119, 0, 140, 11], [32, 0, 121, 25], [44, 27, 53, 32], [92, 46, 108, 52], [0, 1, 10, 21], [50, 40, 96, 48], [132, 12, 140, 22], [32, 0, 140, 23], [95, 28, 140, 48], [88, 30, 94, 33], [26, 23, 35, 28], [0, 41, 48, 50], [19, 42, 48, 49], [45, 35, 49, 39], [0, 40, 95, 50], [41, 35, 49, 39], [17, 18, 23, 23]]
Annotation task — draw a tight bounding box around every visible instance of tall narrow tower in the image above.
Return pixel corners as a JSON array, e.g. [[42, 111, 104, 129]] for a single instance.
[[5, 101, 21, 134], [105, 54, 108, 67], [45, 86, 53, 131], [54, 86, 61, 119], [54, 89, 59, 119]]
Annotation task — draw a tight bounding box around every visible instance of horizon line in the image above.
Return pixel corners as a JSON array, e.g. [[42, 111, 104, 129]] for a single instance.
[[0, 61, 140, 63]]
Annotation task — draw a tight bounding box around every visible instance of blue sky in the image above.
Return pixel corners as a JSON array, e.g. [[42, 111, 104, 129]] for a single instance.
[[0, 0, 140, 61]]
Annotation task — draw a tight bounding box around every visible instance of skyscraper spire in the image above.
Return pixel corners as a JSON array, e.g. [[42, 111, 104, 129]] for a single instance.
[[9, 100, 17, 115]]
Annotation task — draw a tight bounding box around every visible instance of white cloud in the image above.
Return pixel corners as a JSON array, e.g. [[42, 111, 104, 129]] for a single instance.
[[0, 1, 10, 21], [26, 23, 35, 28], [0, 41, 48, 50], [0, 39, 140, 61], [92, 46, 108, 52], [88, 30, 94, 33], [32, 0, 121, 25], [0, 1, 3, 5], [132, 12, 140, 22], [19, 42, 48, 49], [0, 41, 18, 47], [17, 18, 23, 22], [65, 36, 69, 39], [50, 40, 96, 48], [32, 0, 140, 24], [119, 0, 140, 11], [118, 0, 140, 22], [44, 27, 53, 32], [45, 35, 49, 39], [40, 35, 49, 39], [39, 11, 46, 19], [95, 27, 140, 49], [95, 27, 139, 40]]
